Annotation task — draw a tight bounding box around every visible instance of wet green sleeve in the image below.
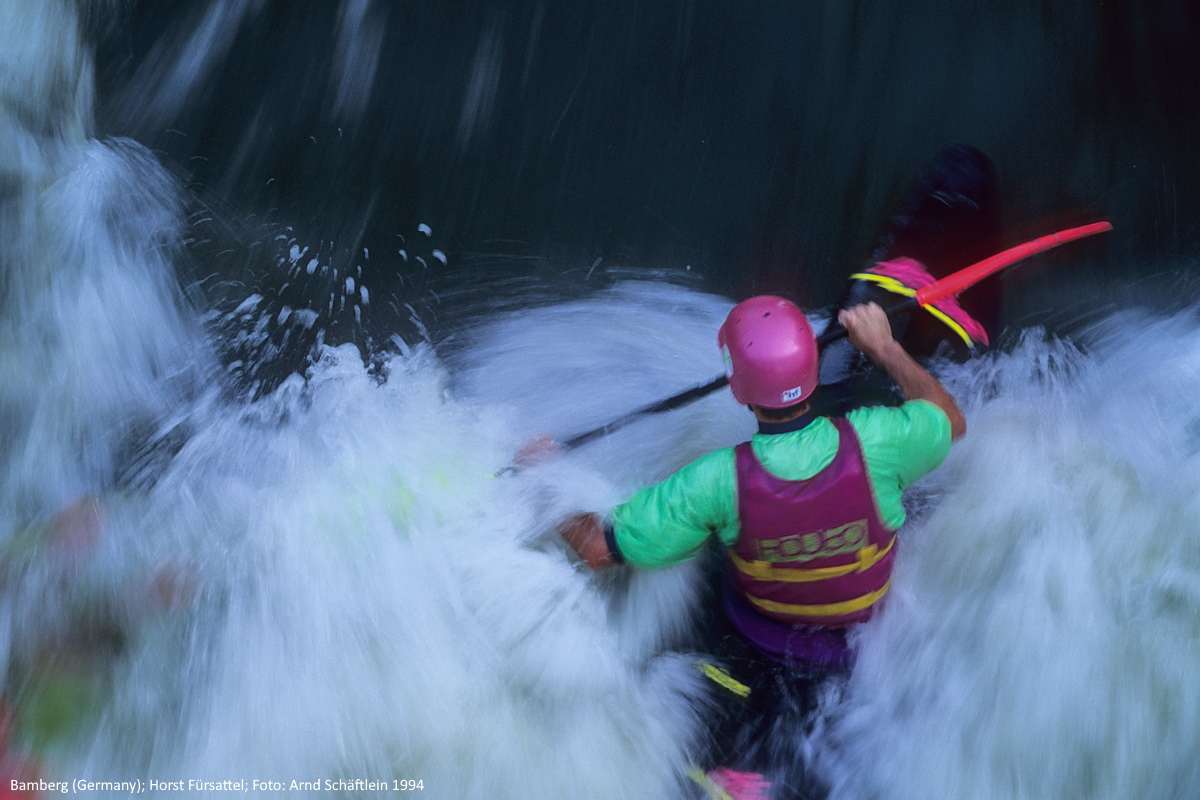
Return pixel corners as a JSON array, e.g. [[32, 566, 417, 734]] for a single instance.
[[610, 447, 739, 569]]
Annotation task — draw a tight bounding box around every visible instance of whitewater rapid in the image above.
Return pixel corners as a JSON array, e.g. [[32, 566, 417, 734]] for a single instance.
[[16, 251, 1200, 800], [2, 3, 1199, 799]]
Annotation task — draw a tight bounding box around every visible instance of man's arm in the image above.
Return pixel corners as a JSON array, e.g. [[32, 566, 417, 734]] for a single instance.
[[555, 447, 737, 571], [838, 302, 967, 439]]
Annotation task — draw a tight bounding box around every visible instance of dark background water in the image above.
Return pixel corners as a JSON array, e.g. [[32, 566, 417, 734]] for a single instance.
[[90, 0, 1200, 374]]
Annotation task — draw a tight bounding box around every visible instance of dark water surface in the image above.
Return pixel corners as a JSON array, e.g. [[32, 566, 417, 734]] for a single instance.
[[92, 1, 1200, 364]]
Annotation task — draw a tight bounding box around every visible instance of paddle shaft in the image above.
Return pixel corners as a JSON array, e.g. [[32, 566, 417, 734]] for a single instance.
[[561, 221, 1112, 451]]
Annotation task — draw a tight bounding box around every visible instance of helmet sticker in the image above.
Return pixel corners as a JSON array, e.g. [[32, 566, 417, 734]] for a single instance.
[[780, 385, 804, 403]]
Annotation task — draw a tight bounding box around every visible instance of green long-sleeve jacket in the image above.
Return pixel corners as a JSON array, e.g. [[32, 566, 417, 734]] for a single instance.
[[611, 400, 952, 568]]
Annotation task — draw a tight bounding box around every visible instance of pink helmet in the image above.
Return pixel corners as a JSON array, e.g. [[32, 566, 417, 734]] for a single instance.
[[717, 296, 819, 408]]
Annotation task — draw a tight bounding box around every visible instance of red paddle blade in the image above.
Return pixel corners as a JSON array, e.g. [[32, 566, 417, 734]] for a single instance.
[[915, 221, 1113, 307]]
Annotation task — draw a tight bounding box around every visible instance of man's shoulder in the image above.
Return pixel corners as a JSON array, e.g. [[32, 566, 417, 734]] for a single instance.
[[845, 400, 950, 446], [677, 443, 739, 481]]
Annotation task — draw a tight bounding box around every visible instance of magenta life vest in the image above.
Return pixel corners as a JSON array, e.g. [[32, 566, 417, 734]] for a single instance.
[[728, 417, 897, 628]]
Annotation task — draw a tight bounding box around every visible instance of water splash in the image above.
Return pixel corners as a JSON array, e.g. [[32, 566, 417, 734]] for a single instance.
[[817, 314, 1200, 800], [0, 1, 213, 524]]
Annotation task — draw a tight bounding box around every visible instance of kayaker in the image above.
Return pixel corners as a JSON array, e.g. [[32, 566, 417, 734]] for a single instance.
[[544, 144, 991, 799], [553, 296, 966, 798]]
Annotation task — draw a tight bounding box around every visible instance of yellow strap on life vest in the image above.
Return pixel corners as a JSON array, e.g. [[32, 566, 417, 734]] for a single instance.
[[849, 272, 977, 348], [729, 536, 895, 583], [742, 580, 891, 619]]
